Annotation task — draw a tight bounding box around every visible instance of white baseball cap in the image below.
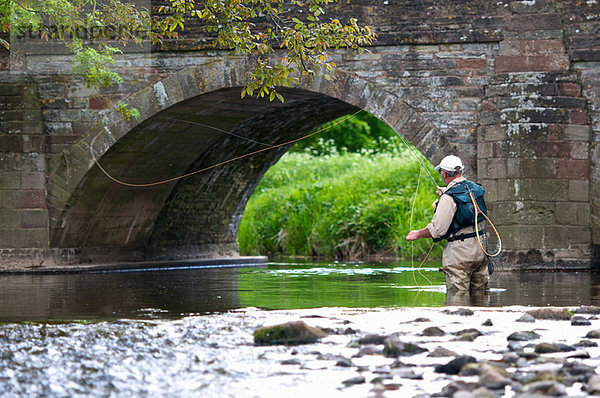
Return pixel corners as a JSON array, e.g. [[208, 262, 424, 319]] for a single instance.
[[434, 155, 464, 172]]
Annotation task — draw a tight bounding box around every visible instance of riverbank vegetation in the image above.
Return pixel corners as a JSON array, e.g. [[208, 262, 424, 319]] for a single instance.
[[238, 113, 445, 260]]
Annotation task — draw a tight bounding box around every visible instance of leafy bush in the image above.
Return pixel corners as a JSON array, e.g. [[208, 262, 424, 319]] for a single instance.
[[238, 147, 444, 260]]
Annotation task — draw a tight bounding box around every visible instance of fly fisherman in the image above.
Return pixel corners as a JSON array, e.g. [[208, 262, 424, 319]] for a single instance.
[[406, 155, 489, 294]]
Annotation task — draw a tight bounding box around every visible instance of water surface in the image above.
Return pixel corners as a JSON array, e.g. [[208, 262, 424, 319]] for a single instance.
[[1, 260, 599, 321]]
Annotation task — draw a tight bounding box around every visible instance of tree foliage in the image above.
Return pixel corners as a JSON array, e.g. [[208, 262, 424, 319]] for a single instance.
[[290, 111, 399, 155], [0, 0, 376, 105]]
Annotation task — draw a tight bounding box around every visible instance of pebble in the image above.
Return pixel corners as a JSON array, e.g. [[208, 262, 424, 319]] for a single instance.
[[571, 315, 592, 326], [428, 346, 458, 357], [357, 334, 387, 345], [383, 336, 427, 357], [507, 330, 540, 341], [523, 380, 566, 396], [525, 308, 572, 320], [481, 318, 493, 326], [588, 374, 600, 394], [434, 355, 477, 375], [421, 326, 445, 336], [585, 329, 600, 338], [341, 375, 365, 386], [516, 313, 535, 323], [478, 363, 510, 390]]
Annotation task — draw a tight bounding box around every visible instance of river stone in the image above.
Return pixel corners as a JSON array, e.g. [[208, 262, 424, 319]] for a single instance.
[[335, 357, 354, 367], [392, 367, 423, 379], [452, 328, 482, 337], [561, 362, 596, 381], [568, 350, 590, 359], [443, 308, 474, 316], [412, 317, 431, 322], [534, 342, 560, 354], [507, 341, 523, 351], [575, 339, 598, 347], [588, 374, 600, 394], [356, 344, 382, 357], [524, 380, 566, 396], [574, 306, 600, 315], [525, 308, 572, 320], [517, 313, 535, 323], [479, 363, 510, 390], [253, 320, 327, 345], [428, 346, 458, 357], [434, 355, 477, 375], [439, 380, 479, 396], [585, 329, 600, 338], [421, 326, 445, 336], [458, 362, 480, 376], [281, 358, 301, 365], [482, 318, 493, 326], [383, 336, 427, 357], [454, 331, 481, 342], [507, 331, 540, 341], [571, 315, 592, 326], [358, 334, 386, 345], [341, 375, 365, 386]]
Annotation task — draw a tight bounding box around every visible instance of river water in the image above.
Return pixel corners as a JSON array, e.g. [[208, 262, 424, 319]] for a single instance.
[[1, 260, 600, 397]]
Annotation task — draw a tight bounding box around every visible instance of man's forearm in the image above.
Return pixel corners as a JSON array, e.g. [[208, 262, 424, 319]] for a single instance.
[[406, 227, 433, 241]]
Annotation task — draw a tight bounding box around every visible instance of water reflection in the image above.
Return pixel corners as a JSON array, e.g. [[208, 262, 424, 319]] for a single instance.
[[0, 261, 599, 321]]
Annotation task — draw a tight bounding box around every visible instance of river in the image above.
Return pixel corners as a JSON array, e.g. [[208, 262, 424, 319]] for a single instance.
[[1, 260, 600, 397]]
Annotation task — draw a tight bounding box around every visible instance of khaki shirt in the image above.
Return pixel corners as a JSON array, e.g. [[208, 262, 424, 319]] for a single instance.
[[426, 176, 485, 267]]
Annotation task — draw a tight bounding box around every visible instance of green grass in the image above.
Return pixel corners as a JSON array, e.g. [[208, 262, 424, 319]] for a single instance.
[[238, 147, 445, 260]]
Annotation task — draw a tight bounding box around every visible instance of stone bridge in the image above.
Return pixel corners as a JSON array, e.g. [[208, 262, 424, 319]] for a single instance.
[[0, 0, 599, 270]]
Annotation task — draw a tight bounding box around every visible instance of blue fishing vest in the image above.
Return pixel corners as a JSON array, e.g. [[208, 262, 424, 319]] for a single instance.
[[436, 180, 487, 241]]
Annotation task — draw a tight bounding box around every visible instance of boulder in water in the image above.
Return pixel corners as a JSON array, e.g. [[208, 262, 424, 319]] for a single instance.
[[254, 320, 327, 345]]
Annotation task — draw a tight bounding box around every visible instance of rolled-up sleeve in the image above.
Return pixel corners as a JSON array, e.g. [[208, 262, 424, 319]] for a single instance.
[[426, 195, 456, 239]]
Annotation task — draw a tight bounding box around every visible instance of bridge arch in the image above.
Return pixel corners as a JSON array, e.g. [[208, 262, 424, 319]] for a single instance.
[[46, 58, 456, 264]]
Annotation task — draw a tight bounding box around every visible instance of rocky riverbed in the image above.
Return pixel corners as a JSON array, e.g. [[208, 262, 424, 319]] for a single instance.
[[2, 306, 600, 397]]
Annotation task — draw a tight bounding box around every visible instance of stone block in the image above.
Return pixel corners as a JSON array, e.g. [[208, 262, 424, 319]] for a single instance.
[[483, 125, 507, 141], [496, 55, 570, 73], [518, 226, 545, 250], [0, 190, 18, 209], [571, 141, 589, 160], [510, 0, 556, 14], [543, 226, 591, 247], [559, 83, 581, 97], [477, 142, 494, 158], [456, 58, 488, 70], [20, 209, 48, 228], [569, 180, 589, 202], [557, 159, 589, 180], [0, 136, 22, 152], [518, 179, 568, 202], [519, 158, 556, 179], [570, 109, 588, 125], [0, 209, 19, 228], [17, 190, 45, 209], [564, 125, 590, 141], [20, 172, 45, 190], [10, 228, 48, 249], [506, 14, 563, 32], [0, 171, 20, 189]]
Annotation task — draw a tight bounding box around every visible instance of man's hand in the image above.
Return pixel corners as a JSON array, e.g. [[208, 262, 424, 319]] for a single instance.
[[406, 230, 421, 241], [436, 186, 447, 197], [406, 228, 433, 241]]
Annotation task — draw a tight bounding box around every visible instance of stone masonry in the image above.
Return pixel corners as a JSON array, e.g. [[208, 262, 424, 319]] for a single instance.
[[0, 0, 599, 270]]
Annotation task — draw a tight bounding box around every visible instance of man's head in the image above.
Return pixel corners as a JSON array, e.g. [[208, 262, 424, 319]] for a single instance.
[[435, 155, 463, 183]]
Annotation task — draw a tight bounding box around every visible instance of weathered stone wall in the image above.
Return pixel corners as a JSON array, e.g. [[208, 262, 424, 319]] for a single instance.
[[0, 0, 599, 269]]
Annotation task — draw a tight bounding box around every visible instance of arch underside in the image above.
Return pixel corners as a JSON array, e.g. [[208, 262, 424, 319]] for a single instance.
[[51, 88, 357, 262]]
